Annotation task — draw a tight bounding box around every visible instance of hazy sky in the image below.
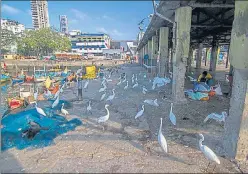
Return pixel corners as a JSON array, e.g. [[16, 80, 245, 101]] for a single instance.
[[2, 1, 153, 40]]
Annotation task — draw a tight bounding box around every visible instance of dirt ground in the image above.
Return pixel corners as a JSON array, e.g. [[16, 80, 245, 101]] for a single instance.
[[1, 63, 248, 173]]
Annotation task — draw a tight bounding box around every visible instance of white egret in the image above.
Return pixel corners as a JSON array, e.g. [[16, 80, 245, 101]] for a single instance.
[[86, 100, 92, 114], [99, 83, 107, 92], [106, 89, 115, 102], [204, 112, 227, 123], [97, 104, 110, 131], [84, 79, 89, 90], [52, 95, 60, 108], [199, 134, 220, 172], [158, 118, 168, 153], [169, 103, 176, 126], [144, 99, 159, 107], [132, 81, 138, 88], [142, 86, 148, 94], [135, 105, 144, 119], [117, 79, 122, 86], [131, 74, 135, 84], [188, 75, 197, 82], [101, 78, 106, 85], [124, 81, 128, 90], [98, 104, 110, 123], [35, 102, 46, 117], [100, 91, 106, 101], [61, 103, 69, 115], [122, 77, 127, 83], [154, 99, 159, 107]]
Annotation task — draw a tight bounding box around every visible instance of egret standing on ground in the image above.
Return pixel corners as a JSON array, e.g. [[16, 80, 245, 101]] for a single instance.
[[122, 77, 127, 83], [106, 89, 115, 102], [86, 100, 92, 114], [158, 118, 168, 153], [35, 102, 46, 117], [135, 105, 144, 119], [97, 104, 110, 131], [124, 81, 129, 90], [100, 91, 106, 101], [117, 79, 122, 86], [132, 81, 138, 88], [199, 134, 220, 172], [84, 79, 89, 91], [169, 103, 176, 126], [99, 83, 107, 92], [61, 103, 69, 115], [142, 86, 148, 94], [132, 74, 135, 84]]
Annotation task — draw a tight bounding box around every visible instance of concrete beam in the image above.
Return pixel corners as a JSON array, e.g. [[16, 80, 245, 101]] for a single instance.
[[196, 43, 203, 69], [158, 27, 169, 77], [172, 6, 192, 102], [189, 2, 234, 8], [148, 40, 152, 60], [224, 1, 248, 161]]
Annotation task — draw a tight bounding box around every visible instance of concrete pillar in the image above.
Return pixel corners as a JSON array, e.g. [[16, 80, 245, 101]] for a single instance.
[[172, 6, 192, 102], [170, 48, 173, 72], [224, 1, 248, 161], [187, 47, 193, 73], [142, 46, 145, 65], [196, 43, 203, 69], [159, 27, 169, 77], [209, 41, 218, 73], [148, 40, 152, 60], [152, 35, 159, 76]]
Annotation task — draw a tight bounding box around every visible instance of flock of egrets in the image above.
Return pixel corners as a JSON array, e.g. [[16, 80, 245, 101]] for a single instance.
[[33, 67, 223, 172]]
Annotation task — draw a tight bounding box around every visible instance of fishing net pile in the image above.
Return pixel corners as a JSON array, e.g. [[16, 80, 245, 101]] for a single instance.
[[1, 108, 82, 151]]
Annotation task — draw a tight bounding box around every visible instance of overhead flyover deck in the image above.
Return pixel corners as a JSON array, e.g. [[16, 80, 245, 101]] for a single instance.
[[137, 0, 235, 50]]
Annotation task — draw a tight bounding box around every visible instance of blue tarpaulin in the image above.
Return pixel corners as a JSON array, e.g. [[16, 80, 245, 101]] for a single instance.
[[1, 108, 82, 151]]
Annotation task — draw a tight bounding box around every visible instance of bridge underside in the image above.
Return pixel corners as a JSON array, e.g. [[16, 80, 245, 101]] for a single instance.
[[137, 0, 248, 162]]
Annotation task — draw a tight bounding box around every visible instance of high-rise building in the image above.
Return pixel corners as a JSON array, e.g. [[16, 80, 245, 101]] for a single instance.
[[59, 15, 68, 34], [30, 0, 50, 29]]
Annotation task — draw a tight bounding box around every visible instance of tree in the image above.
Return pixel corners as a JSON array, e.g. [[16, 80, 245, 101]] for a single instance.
[[1, 29, 17, 53], [17, 28, 71, 56]]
